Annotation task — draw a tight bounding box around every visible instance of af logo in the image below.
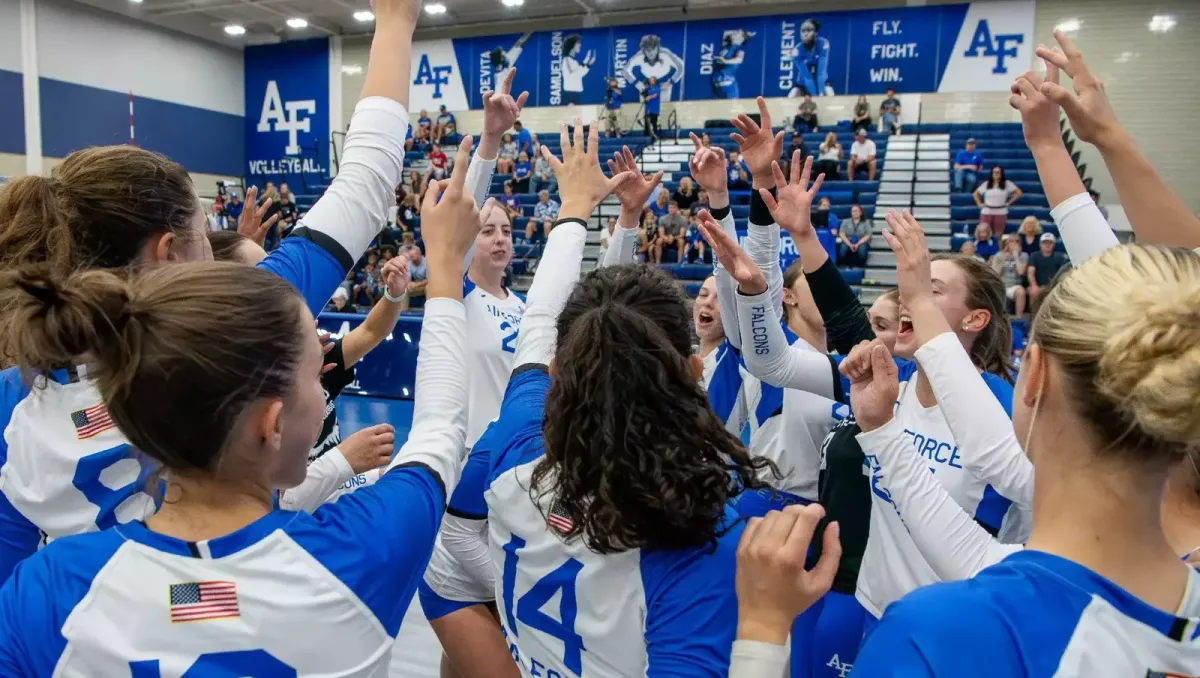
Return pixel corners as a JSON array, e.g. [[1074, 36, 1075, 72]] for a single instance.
[[827, 654, 853, 678], [414, 54, 453, 99], [257, 81, 316, 156], [963, 19, 1024, 74]]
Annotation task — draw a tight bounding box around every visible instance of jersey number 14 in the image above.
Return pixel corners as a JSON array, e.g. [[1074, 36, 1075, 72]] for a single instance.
[[501, 534, 587, 674]]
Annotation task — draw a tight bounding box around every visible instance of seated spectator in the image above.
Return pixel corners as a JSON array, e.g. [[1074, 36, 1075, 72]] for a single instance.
[[991, 234, 1029, 317], [645, 177, 668, 208], [534, 150, 556, 194], [497, 133, 518, 174], [1017, 216, 1042, 255], [647, 189, 670, 219], [691, 188, 710, 216], [401, 244, 428, 311], [851, 95, 871, 133], [794, 95, 818, 133], [499, 181, 522, 221], [599, 217, 616, 258], [727, 150, 750, 190], [672, 177, 698, 212], [404, 123, 415, 152], [434, 105, 456, 142], [526, 190, 560, 243], [1027, 233, 1068, 305], [417, 109, 432, 137], [784, 133, 807, 179], [513, 120, 535, 157], [815, 132, 841, 181], [225, 191, 244, 222], [848, 129, 877, 182], [952, 138, 984, 193], [329, 286, 351, 313], [811, 195, 839, 233], [277, 183, 298, 234], [974, 165, 1022, 233], [879, 87, 901, 135], [836, 204, 872, 268], [700, 133, 711, 148], [407, 170, 428, 203], [973, 222, 1001, 259], [958, 239, 983, 261], [398, 193, 420, 230], [427, 144, 449, 180], [642, 212, 661, 263], [512, 151, 533, 193], [684, 213, 709, 264], [657, 201, 689, 263]]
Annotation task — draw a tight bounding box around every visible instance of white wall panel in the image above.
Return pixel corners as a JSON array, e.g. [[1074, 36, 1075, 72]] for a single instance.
[[35, 0, 244, 116], [0, 0, 22, 72]]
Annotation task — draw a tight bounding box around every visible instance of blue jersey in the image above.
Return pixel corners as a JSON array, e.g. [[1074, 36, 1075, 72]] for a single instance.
[[0, 464, 447, 675], [461, 367, 745, 677], [712, 44, 744, 98], [792, 37, 831, 97], [854, 550, 1200, 676]]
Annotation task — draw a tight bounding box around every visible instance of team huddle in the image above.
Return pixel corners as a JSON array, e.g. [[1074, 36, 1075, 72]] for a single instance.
[[1, 0, 1200, 676]]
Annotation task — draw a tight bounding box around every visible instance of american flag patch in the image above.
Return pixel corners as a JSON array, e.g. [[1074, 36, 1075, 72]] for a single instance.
[[70, 404, 115, 440], [547, 498, 573, 533], [169, 581, 239, 623]]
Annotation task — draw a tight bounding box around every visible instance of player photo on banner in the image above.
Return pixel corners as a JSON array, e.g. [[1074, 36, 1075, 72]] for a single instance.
[[682, 17, 768, 101], [763, 14, 850, 98], [469, 32, 540, 108], [539, 27, 612, 107], [611, 25, 686, 104]]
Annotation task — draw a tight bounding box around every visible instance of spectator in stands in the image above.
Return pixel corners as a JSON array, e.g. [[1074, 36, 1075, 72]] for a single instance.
[[812, 195, 838, 233], [973, 222, 1001, 259], [658, 200, 689, 263], [643, 76, 662, 139], [330, 286, 350, 312], [604, 77, 623, 138], [534, 150, 556, 194], [1027, 232, 1068, 305], [848, 128, 877, 182], [794, 95, 818, 133], [958, 239, 983, 261], [600, 217, 616, 258], [353, 252, 383, 308], [837, 203, 872, 268], [428, 143, 449, 180], [952, 138, 984, 193], [879, 87, 901, 135], [672, 177, 698, 212], [642, 212, 661, 263], [499, 181, 522, 222], [645, 176, 668, 208], [1017, 216, 1042, 255], [260, 182, 282, 251], [225, 191, 244, 222], [512, 151, 533, 193], [513, 120, 534, 156], [692, 188, 710, 216], [497, 133, 517, 174], [417, 109, 432, 136], [401, 243, 428, 311], [634, 218, 651, 263], [784, 133, 808, 179], [992, 233, 1029, 317], [815, 131, 841, 180], [435, 105, 456, 143], [851, 95, 871, 133], [700, 133, 712, 148], [398, 193, 420, 231], [1088, 188, 1109, 221], [684, 213, 708, 264], [973, 165, 1022, 233], [648, 189, 670, 218], [278, 183, 297, 234], [727, 149, 750, 190], [526, 190, 560, 243]]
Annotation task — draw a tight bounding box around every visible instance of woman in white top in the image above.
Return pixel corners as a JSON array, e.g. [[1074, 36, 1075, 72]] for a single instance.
[[814, 131, 842, 180], [973, 165, 1022, 234]]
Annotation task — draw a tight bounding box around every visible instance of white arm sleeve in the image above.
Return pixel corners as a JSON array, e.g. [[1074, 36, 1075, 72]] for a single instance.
[[857, 420, 1022, 581], [744, 214, 784, 320], [600, 221, 640, 268], [914, 333, 1033, 513], [1051, 192, 1120, 265], [513, 219, 588, 367], [298, 97, 409, 260], [711, 209, 744, 350], [384, 298, 469, 497], [423, 516, 495, 602], [460, 152, 499, 271], [728, 641, 789, 678], [278, 448, 355, 513], [736, 289, 837, 399]]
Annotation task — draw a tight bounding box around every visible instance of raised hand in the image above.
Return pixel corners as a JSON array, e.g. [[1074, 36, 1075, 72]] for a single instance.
[[696, 210, 767, 295], [730, 97, 785, 182], [761, 152, 824, 242], [607, 146, 663, 214], [380, 255, 410, 300], [420, 136, 481, 294], [483, 68, 530, 139], [542, 119, 635, 221], [736, 504, 840, 645], [841, 340, 899, 432], [881, 210, 933, 306], [237, 185, 281, 247], [1009, 62, 1065, 153], [687, 133, 729, 198], [1034, 30, 1121, 146]]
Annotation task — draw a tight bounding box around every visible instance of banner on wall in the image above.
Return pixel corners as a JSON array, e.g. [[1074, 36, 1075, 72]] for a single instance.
[[244, 39, 330, 187], [401, 0, 1032, 109]]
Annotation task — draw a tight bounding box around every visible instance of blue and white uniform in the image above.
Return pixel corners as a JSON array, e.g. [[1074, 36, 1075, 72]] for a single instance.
[[0, 297, 471, 675], [0, 97, 410, 586], [621, 47, 684, 103], [712, 43, 745, 99], [853, 550, 1200, 677], [788, 38, 831, 98]]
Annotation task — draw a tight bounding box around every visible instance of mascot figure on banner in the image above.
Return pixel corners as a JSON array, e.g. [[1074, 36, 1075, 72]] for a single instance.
[[622, 34, 685, 103]]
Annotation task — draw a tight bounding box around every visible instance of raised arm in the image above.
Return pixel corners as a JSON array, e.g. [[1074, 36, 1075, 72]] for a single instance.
[[342, 257, 408, 366], [603, 146, 663, 268], [468, 69, 529, 208], [732, 97, 788, 317], [686, 133, 739, 347]]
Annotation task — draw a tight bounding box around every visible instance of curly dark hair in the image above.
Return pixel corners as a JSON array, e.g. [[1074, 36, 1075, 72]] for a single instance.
[[531, 264, 777, 554]]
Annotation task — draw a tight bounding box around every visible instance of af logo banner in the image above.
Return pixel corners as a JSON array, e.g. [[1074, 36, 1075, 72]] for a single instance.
[[938, 0, 1035, 92], [244, 38, 329, 183], [410, 39, 470, 113]]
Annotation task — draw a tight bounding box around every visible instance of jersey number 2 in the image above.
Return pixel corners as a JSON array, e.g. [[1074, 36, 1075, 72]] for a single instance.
[[131, 650, 294, 676], [501, 534, 586, 674], [500, 321, 518, 354]]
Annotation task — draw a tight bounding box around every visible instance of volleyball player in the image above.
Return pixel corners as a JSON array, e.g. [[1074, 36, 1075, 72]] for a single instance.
[[0, 134, 483, 672], [0, 0, 420, 586]]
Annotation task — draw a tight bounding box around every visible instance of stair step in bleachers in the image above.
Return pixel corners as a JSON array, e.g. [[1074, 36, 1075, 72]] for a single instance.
[[913, 194, 950, 207], [916, 159, 951, 171], [876, 195, 913, 208], [914, 183, 949, 195], [912, 206, 952, 221], [879, 181, 911, 194], [865, 268, 898, 286]]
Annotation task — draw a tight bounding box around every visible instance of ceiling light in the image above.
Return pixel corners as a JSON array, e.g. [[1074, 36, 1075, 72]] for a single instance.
[[341, 64, 364, 75], [224, 24, 246, 36], [286, 17, 309, 29], [354, 10, 375, 22], [502, 0, 524, 7], [424, 3, 447, 14], [128, 0, 143, 4], [1054, 18, 1082, 33], [1148, 15, 1177, 33]]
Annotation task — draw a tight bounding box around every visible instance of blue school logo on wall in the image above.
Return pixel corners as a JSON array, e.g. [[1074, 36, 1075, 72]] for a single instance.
[[962, 19, 1024, 74], [244, 38, 329, 182], [256, 81, 316, 156], [414, 55, 454, 99]]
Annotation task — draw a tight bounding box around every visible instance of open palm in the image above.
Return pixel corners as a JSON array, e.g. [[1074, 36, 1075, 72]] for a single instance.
[[607, 146, 663, 211], [731, 97, 785, 178], [687, 133, 728, 194], [696, 211, 766, 294], [762, 153, 824, 240]]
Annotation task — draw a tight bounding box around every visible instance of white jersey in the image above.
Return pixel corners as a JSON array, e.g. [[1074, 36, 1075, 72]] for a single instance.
[[464, 279, 526, 449], [856, 364, 1015, 618], [562, 55, 589, 93], [621, 48, 684, 103]]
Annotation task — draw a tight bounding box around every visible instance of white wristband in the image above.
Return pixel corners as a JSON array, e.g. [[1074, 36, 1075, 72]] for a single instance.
[[384, 288, 407, 303]]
